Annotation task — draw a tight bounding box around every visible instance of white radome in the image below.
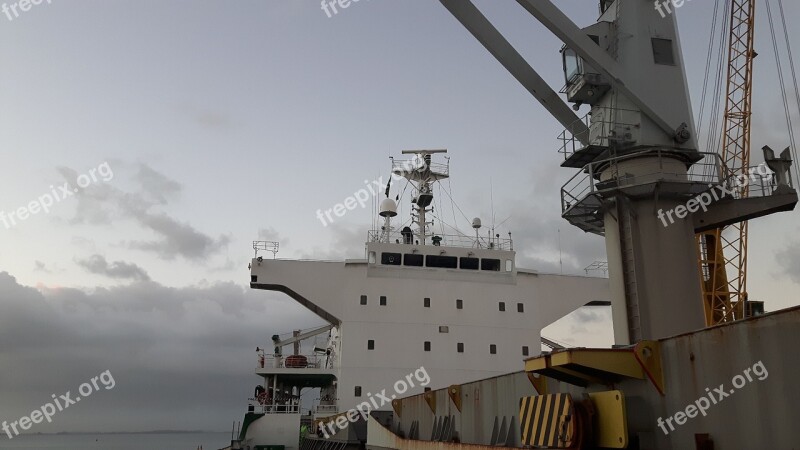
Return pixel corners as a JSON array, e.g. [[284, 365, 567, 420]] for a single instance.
[[379, 198, 398, 217]]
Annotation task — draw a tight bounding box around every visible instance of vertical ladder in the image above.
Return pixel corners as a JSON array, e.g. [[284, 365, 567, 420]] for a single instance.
[[618, 200, 642, 342]]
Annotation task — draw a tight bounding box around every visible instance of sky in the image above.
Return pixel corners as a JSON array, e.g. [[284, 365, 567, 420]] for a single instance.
[[1, 0, 799, 434]]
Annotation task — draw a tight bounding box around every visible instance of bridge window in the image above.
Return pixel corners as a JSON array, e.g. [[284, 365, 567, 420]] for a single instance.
[[426, 255, 458, 269], [481, 259, 501, 271], [459, 257, 479, 270], [404, 254, 424, 267], [381, 252, 401, 265]]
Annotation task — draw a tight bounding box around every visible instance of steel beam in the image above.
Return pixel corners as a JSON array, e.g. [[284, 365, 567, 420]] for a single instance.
[[514, 0, 683, 140], [439, 0, 589, 144]]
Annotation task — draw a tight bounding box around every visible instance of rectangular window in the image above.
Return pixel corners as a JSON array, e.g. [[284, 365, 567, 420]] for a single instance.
[[456, 299, 463, 310], [426, 255, 458, 269], [355, 386, 362, 397], [381, 252, 401, 265], [424, 341, 431, 352], [439, 326, 449, 333], [563, 47, 582, 83], [652, 38, 676, 65], [522, 346, 529, 356], [459, 257, 479, 270], [368, 340, 375, 350], [490, 344, 497, 354], [499, 302, 506, 312], [404, 254, 424, 267], [457, 343, 464, 353], [517, 303, 524, 313], [360, 295, 367, 305], [481, 259, 501, 271], [380, 296, 387, 306], [424, 297, 431, 308]]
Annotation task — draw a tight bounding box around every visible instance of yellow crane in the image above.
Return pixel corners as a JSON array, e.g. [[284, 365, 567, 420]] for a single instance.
[[698, 0, 757, 325]]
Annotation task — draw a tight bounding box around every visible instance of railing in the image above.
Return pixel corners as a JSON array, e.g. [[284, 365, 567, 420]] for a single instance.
[[253, 241, 279, 258], [560, 151, 725, 214], [257, 352, 331, 370], [391, 159, 449, 178], [719, 164, 779, 199], [315, 404, 339, 415], [558, 107, 642, 161], [248, 402, 301, 415], [367, 230, 513, 251]]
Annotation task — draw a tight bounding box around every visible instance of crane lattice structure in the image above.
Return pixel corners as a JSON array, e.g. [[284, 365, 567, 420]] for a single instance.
[[698, 0, 757, 325]]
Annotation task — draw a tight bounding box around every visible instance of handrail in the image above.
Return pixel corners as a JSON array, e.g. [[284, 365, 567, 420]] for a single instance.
[[248, 403, 301, 415], [558, 106, 643, 160], [367, 230, 513, 250], [257, 352, 331, 370], [560, 151, 727, 214]]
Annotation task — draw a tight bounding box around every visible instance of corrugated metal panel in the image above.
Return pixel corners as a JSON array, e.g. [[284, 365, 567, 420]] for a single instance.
[[375, 306, 800, 450]]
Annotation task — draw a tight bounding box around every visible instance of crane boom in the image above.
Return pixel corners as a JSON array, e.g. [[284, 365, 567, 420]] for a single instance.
[[698, 0, 757, 325]]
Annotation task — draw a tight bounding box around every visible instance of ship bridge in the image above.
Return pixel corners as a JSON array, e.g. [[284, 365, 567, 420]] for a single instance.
[[366, 230, 514, 274]]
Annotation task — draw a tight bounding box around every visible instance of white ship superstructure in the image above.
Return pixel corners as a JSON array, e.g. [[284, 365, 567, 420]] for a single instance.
[[231, 150, 609, 450]]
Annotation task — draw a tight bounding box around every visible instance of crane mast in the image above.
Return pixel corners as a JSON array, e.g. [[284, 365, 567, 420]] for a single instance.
[[440, 0, 796, 343], [698, 0, 757, 325]]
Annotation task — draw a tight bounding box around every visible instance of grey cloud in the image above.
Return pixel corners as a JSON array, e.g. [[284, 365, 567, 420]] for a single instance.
[[258, 227, 284, 242], [57, 163, 229, 261], [179, 104, 234, 130], [0, 272, 323, 433], [76, 254, 151, 281], [135, 163, 182, 205], [127, 212, 231, 260], [33, 260, 51, 273], [573, 307, 607, 324], [298, 223, 366, 260], [776, 240, 800, 284]]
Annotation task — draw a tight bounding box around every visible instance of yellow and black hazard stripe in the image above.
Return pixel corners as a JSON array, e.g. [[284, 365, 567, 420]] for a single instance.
[[519, 394, 574, 448]]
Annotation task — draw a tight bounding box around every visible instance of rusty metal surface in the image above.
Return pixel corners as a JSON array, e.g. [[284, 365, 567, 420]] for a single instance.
[[374, 306, 800, 450]]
